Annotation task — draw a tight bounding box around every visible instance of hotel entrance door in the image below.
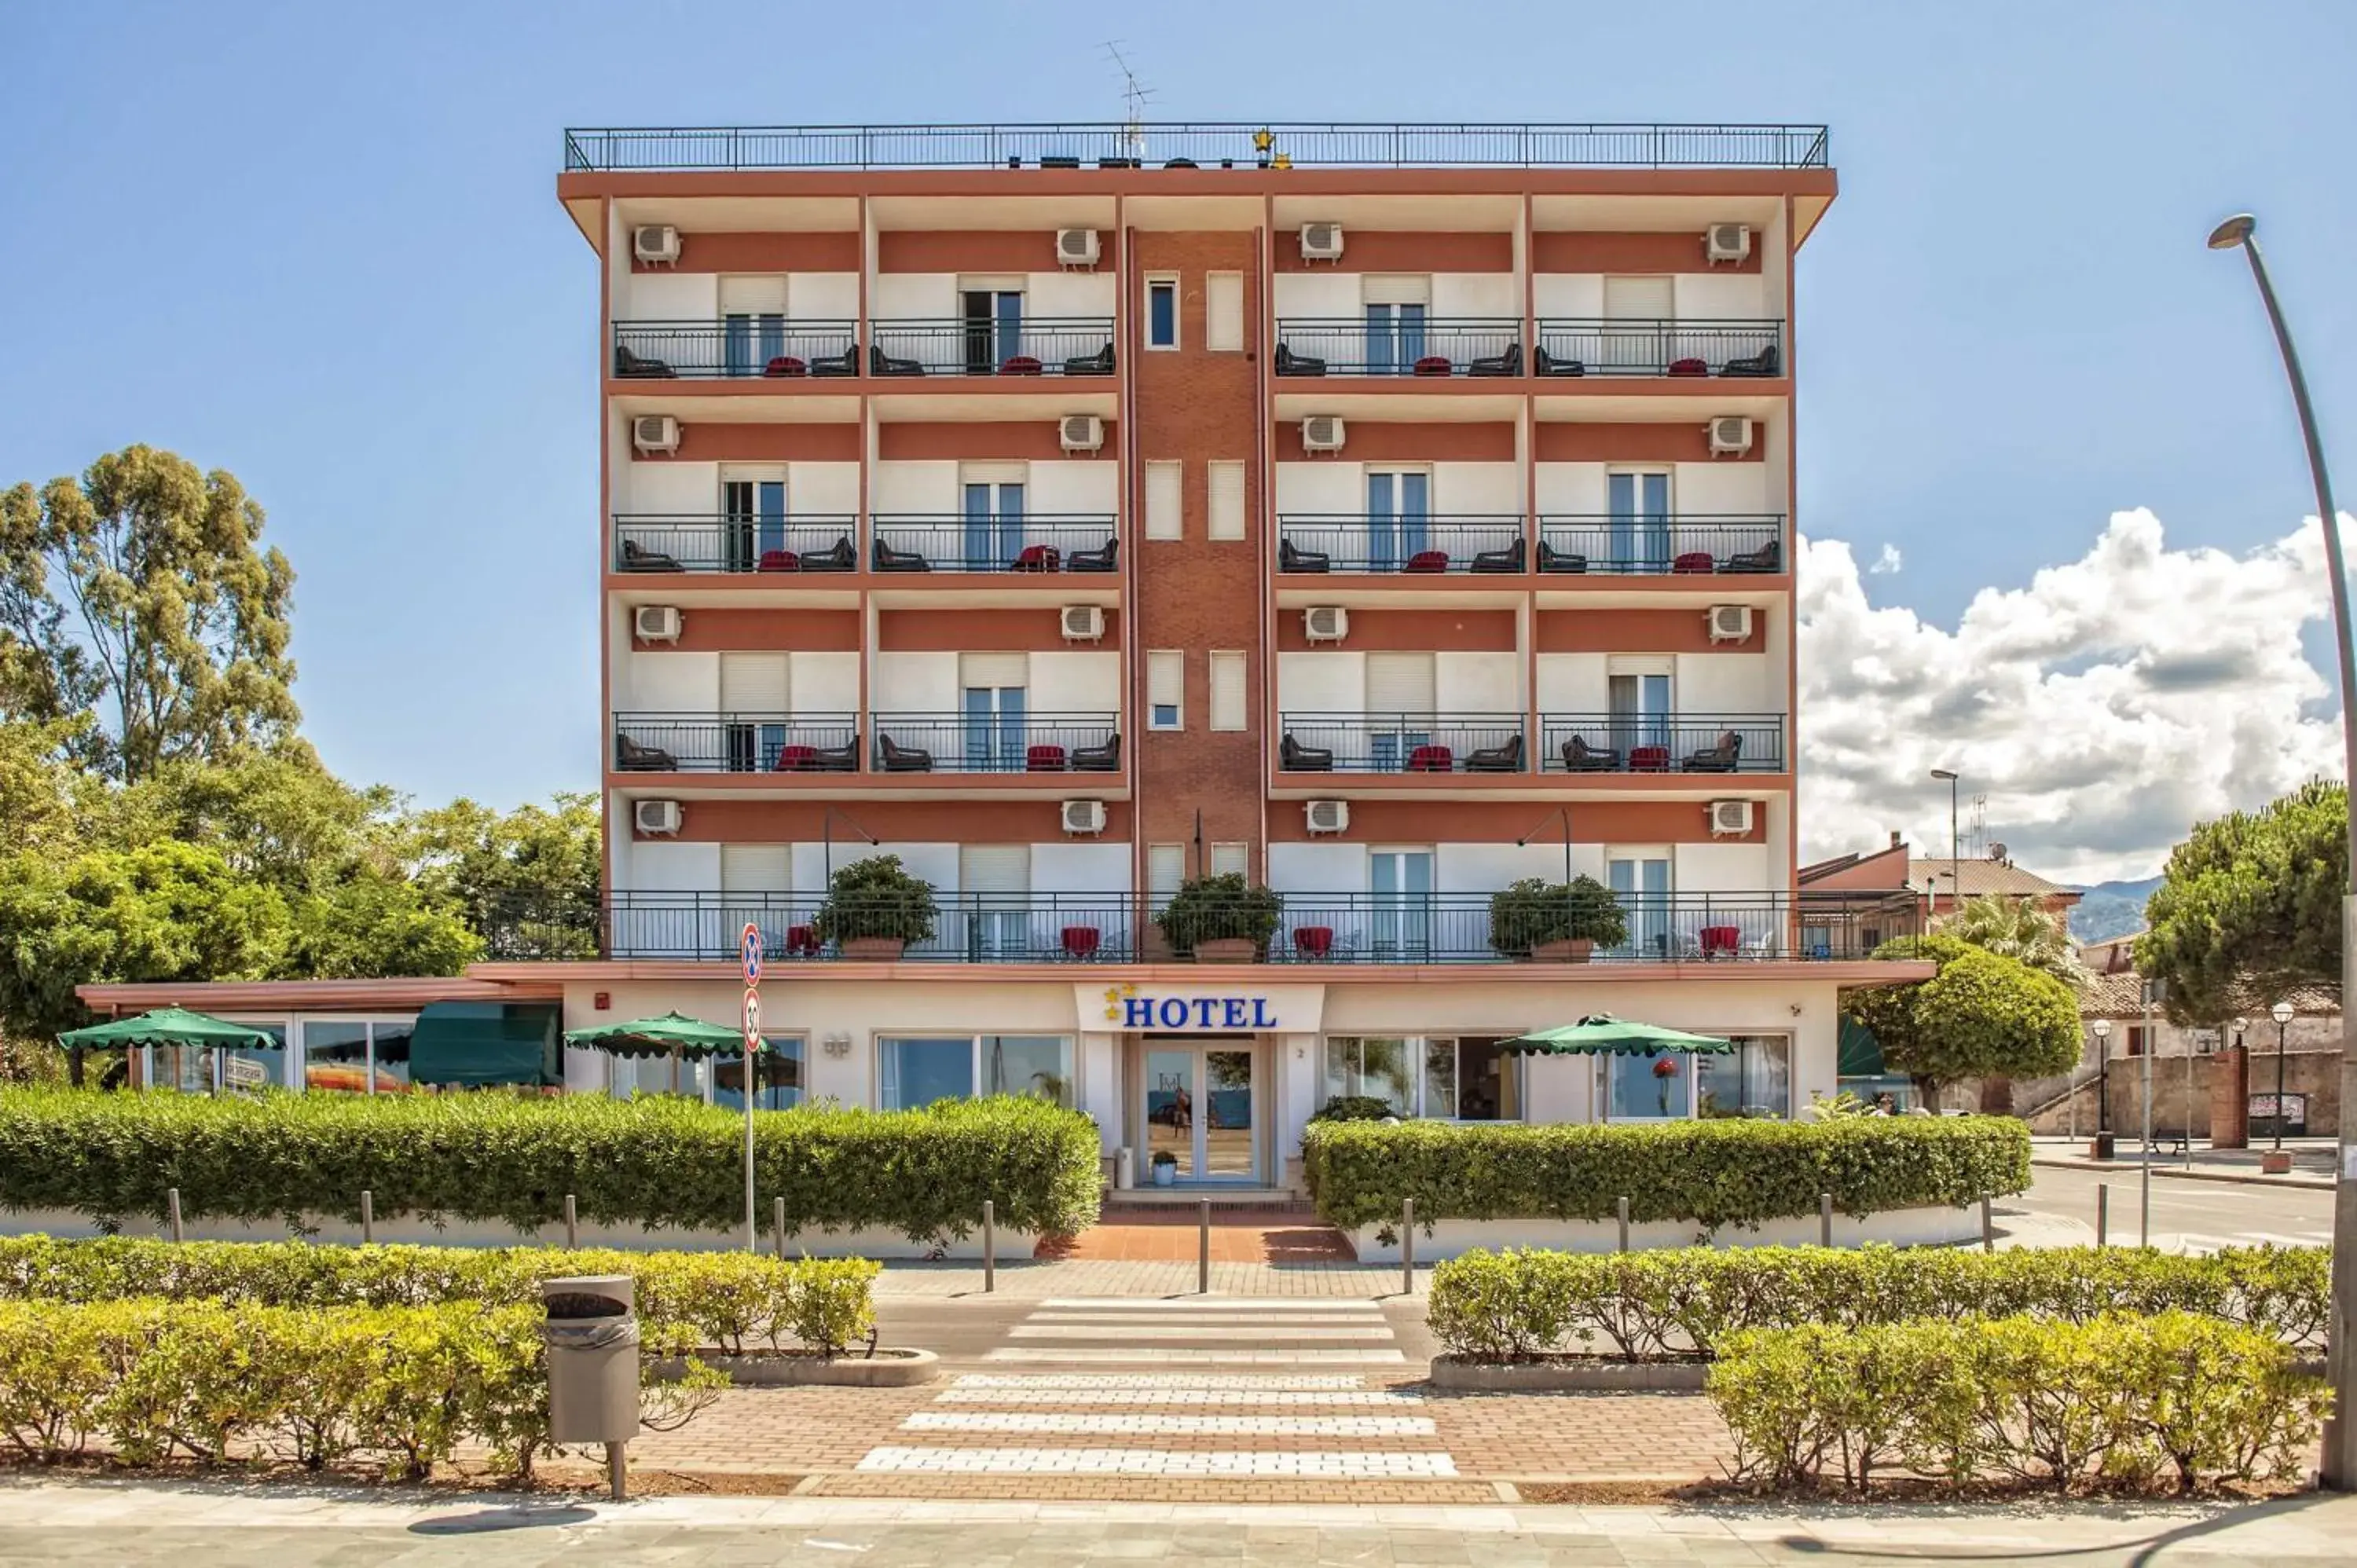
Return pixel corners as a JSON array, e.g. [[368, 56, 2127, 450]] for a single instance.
[[1140, 1041, 1261, 1183]]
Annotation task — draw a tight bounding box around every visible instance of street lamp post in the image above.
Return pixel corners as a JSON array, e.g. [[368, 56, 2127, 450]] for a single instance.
[[2209, 212, 2357, 1488], [2273, 1000, 2297, 1152], [1930, 769, 1961, 917], [2091, 1018, 2113, 1153]]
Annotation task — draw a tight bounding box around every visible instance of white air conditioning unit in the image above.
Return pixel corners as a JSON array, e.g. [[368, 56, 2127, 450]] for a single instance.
[[1300, 416, 1346, 453], [1302, 606, 1349, 643], [1055, 228, 1101, 268], [1707, 416, 1754, 456], [633, 605, 683, 643], [1299, 222, 1345, 262], [1704, 222, 1752, 266], [632, 415, 681, 456], [1061, 799, 1108, 836], [1305, 800, 1351, 836], [634, 799, 683, 837], [633, 225, 681, 266], [1709, 799, 1755, 837], [1060, 604, 1105, 643], [1059, 414, 1105, 453], [1707, 604, 1754, 643]]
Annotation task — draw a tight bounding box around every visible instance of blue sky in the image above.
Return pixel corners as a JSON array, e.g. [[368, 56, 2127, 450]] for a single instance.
[[2, 1, 2353, 854]]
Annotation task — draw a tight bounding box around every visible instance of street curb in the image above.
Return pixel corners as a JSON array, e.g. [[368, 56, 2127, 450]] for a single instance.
[[1430, 1355, 1708, 1393], [2031, 1154, 2334, 1192], [655, 1347, 940, 1387]]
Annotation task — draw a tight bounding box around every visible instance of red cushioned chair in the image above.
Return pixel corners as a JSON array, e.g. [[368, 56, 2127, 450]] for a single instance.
[[1061, 925, 1102, 960], [757, 549, 799, 572], [773, 744, 818, 772], [1629, 745, 1672, 772], [1699, 925, 1741, 958], [1413, 355, 1451, 377], [1012, 544, 1061, 573], [785, 925, 822, 958], [1666, 357, 1708, 376], [1407, 745, 1454, 773], [763, 356, 808, 377], [999, 355, 1043, 376], [1672, 551, 1716, 574], [1293, 926, 1334, 959], [1405, 550, 1450, 573], [1026, 745, 1068, 771]]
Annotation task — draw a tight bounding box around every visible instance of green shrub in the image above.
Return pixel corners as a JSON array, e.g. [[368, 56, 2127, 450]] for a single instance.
[[1709, 1312, 2330, 1494], [783, 1258, 882, 1358], [0, 1088, 1101, 1242], [1427, 1244, 2332, 1363], [811, 854, 938, 946], [1153, 874, 1281, 957], [1309, 1096, 1397, 1123], [1303, 1115, 2029, 1233]]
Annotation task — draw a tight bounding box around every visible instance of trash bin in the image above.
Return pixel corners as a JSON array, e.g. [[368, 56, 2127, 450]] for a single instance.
[[1115, 1146, 1135, 1191], [541, 1274, 640, 1447]]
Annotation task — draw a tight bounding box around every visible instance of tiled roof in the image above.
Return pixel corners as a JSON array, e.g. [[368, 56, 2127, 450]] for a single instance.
[[2077, 970, 2340, 1019], [1927, 859, 2073, 898]]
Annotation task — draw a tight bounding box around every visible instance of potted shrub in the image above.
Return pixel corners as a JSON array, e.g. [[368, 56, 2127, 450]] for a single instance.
[[812, 854, 938, 960], [1490, 875, 1627, 961], [1149, 1149, 1178, 1186], [1154, 873, 1281, 963]]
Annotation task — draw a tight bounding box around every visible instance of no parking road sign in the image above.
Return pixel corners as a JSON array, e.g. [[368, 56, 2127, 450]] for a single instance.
[[741, 923, 763, 984]]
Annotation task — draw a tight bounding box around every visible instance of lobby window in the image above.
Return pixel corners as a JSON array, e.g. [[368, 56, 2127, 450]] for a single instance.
[[879, 1034, 1074, 1111], [984, 1035, 1075, 1108], [1695, 1035, 1791, 1119], [1321, 1035, 1517, 1119], [1146, 275, 1179, 350]]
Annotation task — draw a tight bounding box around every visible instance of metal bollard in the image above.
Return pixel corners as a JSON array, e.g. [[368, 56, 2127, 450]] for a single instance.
[[1980, 1196, 1994, 1252], [167, 1188, 183, 1244], [1616, 1196, 1630, 1254], [1198, 1199, 1211, 1295], [1819, 1192, 1833, 1248], [773, 1196, 786, 1262], [361, 1189, 375, 1246], [564, 1192, 578, 1251], [983, 1200, 997, 1294], [2096, 1183, 2110, 1247], [1401, 1197, 1415, 1295]]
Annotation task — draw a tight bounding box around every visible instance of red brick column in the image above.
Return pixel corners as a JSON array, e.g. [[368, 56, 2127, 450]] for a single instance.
[[2209, 1045, 2249, 1149]]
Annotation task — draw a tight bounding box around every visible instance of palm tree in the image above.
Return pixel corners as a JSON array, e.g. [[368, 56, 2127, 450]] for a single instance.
[[1937, 894, 2090, 985]]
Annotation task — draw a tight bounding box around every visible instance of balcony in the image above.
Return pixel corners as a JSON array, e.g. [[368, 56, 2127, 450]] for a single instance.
[[870, 515, 1120, 574], [865, 320, 1116, 378], [612, 321, 860, 380], [614, 713, 860, 775], [565, 123, 1832, 173], [1272, 319, 1522, 378], [1531, 321, 1783, 379], [1538, 714, 1787, 775], [613, 514, 861, 574], [1537, 515, 1783, 577], [1277, 714, 1527, 775], [478, 888, 1904, 965], [870, 713, 1120, 774], [1277, 515, 1525, 575]]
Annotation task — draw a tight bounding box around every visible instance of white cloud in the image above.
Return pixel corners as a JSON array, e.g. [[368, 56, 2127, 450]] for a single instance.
[[1868, 544, 1903, 575], [1798, 509, 2346, 884]]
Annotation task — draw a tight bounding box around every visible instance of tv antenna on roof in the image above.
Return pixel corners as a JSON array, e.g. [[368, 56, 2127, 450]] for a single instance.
[[1103, 41, 1154, 162]]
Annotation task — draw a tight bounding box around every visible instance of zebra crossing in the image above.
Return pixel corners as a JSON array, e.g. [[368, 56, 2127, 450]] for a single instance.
[[855, 1295, 1454, 1480]]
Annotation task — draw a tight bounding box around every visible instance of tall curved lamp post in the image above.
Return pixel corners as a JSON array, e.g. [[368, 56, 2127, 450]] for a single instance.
[[2272, 1000, 2297, 1153], [2089, 1018, 2112, 1152], [2209, 212, 2357, 1486]]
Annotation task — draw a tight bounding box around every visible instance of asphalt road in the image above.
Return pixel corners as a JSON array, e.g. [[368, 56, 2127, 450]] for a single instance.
[[2008, 1162, 2334, 1251]]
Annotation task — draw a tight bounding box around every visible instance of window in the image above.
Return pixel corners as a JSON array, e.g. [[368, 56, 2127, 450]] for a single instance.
[[1364, 653, 1436, 771], [984, 1035, 1075, 1108], [296, 1019, 415, 1095], [1208, 650, 1247, 731], [1607, 851, 1673, 958], [1365, 469, 1430, 570], [1146, 275, 1178, 350], [722, 470, 788, 570], [1205, 271, 1244, 352], [1607, 661, 1673, 762], [879, 1034, 1074, 1110], [1606, 470, 1672, 572], [1696, 1035, 1791, 1119], [961, 466, 1027, 570], [2126, 1025, 2146, 1058], [1208, 460, 1245, 540], [1148, 844, 1186, 909], [714, 1037, 805, 1112], [1146, 460, 1182, 540], [961, 844, 1030, 958], [961, 652, 1029, 771], [720, 653, 792, 771], [1362, 276, 1430, 376], [1607, 1049, 1693, 1119], [1369, 849, 1435, 959], [1325, 1037, 1415, 1115], [962, 285, 1024, 373], [719, 275, 788, 377], [222, 1023, 288, 1095], [1211, 841, 1250, 878], [1148, 650, 1183, 730], [1601, 276, 1673, 373], [879, 1036, 974, 1110], [1322, 1035, 1519, 1119]]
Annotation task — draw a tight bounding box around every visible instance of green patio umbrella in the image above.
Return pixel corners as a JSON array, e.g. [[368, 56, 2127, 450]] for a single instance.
[[563, 1011, 746, 1058], [1497, 1014, 1737, 1056], [59, 1006, 278, 1052]]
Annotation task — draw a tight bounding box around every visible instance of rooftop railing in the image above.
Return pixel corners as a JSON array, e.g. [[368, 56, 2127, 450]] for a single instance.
[[565, 123, 1831, 173]]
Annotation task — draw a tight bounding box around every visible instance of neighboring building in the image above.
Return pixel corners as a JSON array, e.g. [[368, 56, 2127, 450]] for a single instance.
[[1802, 833, 2080, 925], [83, 120, 1923, 1186]]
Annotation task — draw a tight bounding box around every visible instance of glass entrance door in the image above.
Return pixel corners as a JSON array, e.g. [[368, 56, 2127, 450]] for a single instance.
[[1140, 1043, 1259, 1182]]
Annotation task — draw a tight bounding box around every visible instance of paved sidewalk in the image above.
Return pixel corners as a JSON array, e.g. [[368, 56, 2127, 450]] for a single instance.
[[3, 1478, 2353, 1565], [874, 1259, 1431, 1299], [2030, 1135, 2339, 1191]]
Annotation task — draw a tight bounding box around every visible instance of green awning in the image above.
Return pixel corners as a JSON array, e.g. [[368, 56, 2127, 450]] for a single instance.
[[408, 1002, 562, 1088], [1838, 1016, 1888, 1078], [59, 1007, 277, 1052], [1499, 1015, 1736, 1056]]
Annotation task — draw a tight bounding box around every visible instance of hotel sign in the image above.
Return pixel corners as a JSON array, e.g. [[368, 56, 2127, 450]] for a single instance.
[[1079, 983, 1325, 1035]]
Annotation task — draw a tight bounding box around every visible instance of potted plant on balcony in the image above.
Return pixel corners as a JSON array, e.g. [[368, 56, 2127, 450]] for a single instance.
[[812, 854, 938, 961], [1490, 875, 1627, 962], [1155, 873, 1281, 963]]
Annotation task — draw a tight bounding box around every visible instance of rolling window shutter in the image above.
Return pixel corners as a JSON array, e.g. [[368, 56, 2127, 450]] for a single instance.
[[1210, 842, 1249, 877], [721, 845, 791, 893], [1207, 460, 1245, 541], [1148, 844, 1186, 901], [718, 276, 789, 313], [1148, 650, 1182, 713], [1362, 275, 1431, 306], [1365, 653, 1435, 717], [959, 845, 1029, 895], [959, 652, 1029, 689], [1146, 460, 1182, 540], [720, 653, 790, 713], [1205, 272, 1244, 351], [1603, 276, 1673, 320], [1209, 651, 1247, 731]]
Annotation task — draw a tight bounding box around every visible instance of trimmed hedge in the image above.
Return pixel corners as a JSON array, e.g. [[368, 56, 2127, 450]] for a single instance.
[[1301, 1116, 2029, 1233], [0, 1296, 722, 1477], [1427, 1244, 2331, 1361], [1710, 1312, 2330, 1493], [0, 1089, 1102, 1242], [0, 1236, 880, 1357]]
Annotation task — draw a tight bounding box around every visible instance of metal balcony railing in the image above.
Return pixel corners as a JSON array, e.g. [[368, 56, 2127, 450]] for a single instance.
[[1532, 319, 1783, 379], [1277, 713, 1528, 775], [870, 515, 1120, 573], [614, 713, 860, 774], [1539, 713, 1787, 774], [1277, 515, 1526, 574], [866, 319, 1116, 377], [1537, 515, 1783, 576], [477, 888, 1908, 965], [612, 321, 860, 379], [613, 515, 861, 574], [870, 713, 1120, 774], [565, 123, 1832, 173], [1273, 318, 1523, 378]]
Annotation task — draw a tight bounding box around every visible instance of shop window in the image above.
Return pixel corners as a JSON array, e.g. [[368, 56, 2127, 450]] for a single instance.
[[1696, 1035, 1791, 1119], [1322, 1035, 1519, 1119], [984, 1035, 1074, 1108], [1606, 1049, 1692, 1120], [714, 1036, 805, 1112], [880, 1036, 974, 1110], [879, 1034, 1074, 1111]]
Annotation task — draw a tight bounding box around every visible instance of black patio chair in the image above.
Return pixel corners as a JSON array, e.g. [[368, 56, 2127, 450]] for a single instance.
[[1062, 343, 1116, 376], [615, 734, 678, 771], [618, 539, 685, 573], [1275, 343, 1327, 376], [613, 344, 676, 378], [1534, 345, 1585, 376], [1470, 537, 1527, 573], [1537, 540, 1587, 573], [1682, 731, 1743, 773], [1720, 540, 1781, 574], [1072, 734, 1121, 771], [868, 343, 924, 376], [1720, 343, 1780, 378], [872, 539, 930, 572], [1279, 537, 1331, 573], [803, 735, 859, 772], [799, 536, 856, 573], [1067, 537, 1118, 573], [878, 735, 933, 772], [1280, 733, 1334, 772], [808, 344, 859, 377], [1561, 735, 1620, 772], [1465, 735, 1525, 773], [1467, 343, 1522, 377]]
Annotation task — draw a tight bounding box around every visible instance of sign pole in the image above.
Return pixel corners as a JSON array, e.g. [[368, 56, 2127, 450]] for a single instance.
[[742, 924, 764, 1255]]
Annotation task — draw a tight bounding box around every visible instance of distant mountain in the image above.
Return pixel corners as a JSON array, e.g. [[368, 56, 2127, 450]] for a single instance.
[[2069, 877, 2165, 944]]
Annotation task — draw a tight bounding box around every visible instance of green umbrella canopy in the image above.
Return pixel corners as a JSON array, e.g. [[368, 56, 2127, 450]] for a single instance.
[[1498, 1014, 1736, 1056], [562, 1011, 746, 1058], [58, 1007, 277, 1052]]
